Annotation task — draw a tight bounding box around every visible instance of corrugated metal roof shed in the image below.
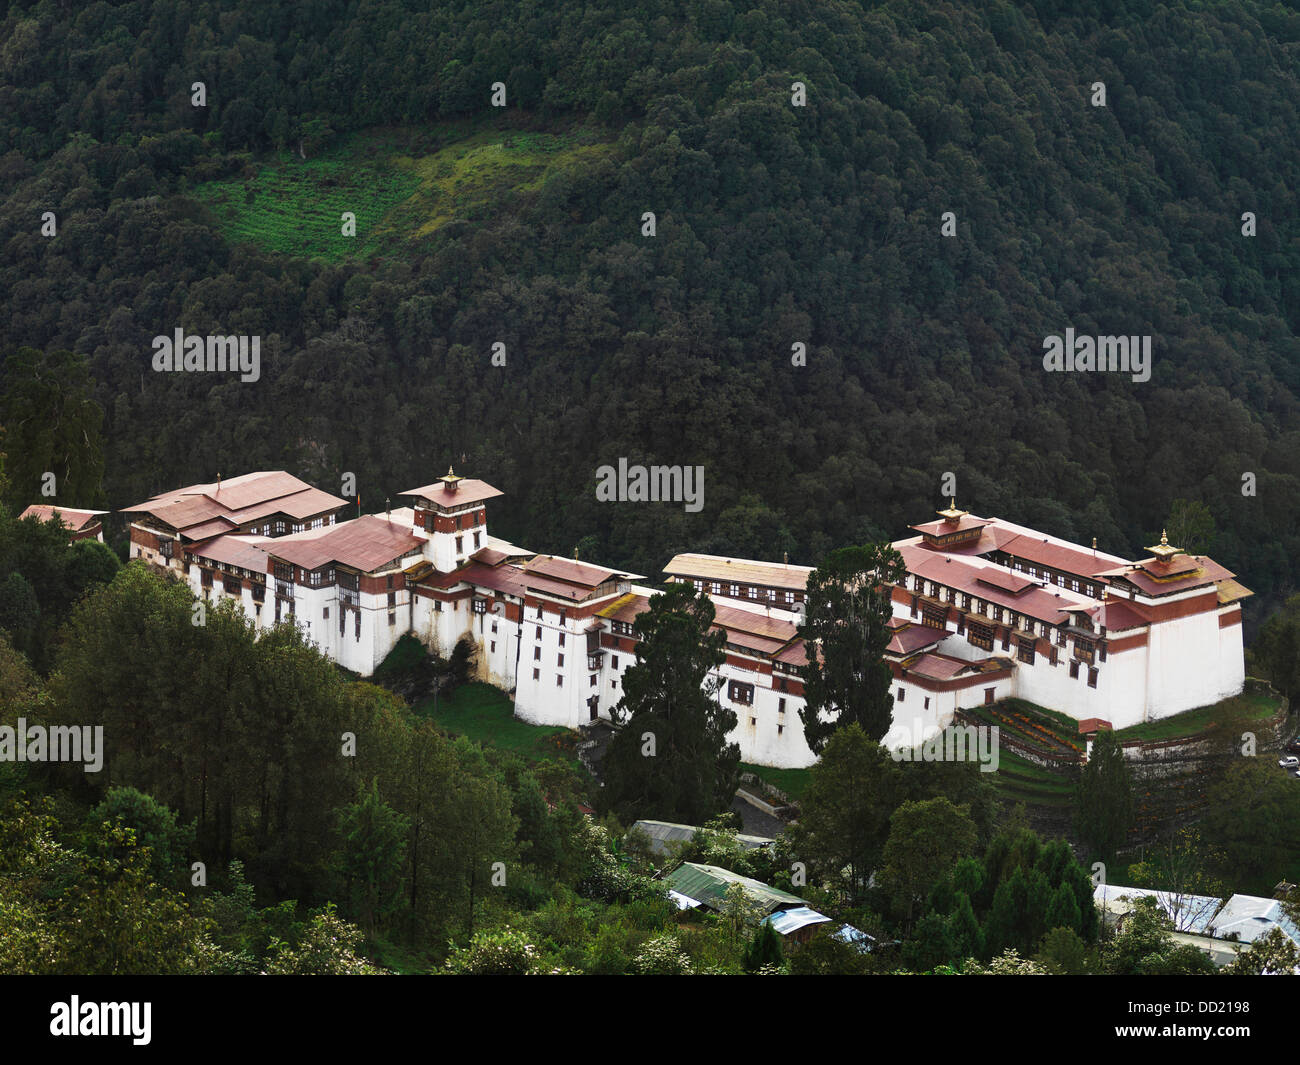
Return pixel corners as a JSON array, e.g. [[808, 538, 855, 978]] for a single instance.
[[629, 820, 774, 857], [763, 907, 831, 936], [1093, 883, 1223, 935], [1210, 895, 1300, 946], [662, 863, 806, 915]]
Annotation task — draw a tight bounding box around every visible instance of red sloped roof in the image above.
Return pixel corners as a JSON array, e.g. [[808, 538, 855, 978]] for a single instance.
[[181, 517, 239, 541], [456, 561, 531, 598], [1107, 556, 1237, 597], [909, 515, 994, 537], [524, 555, 628, 589], [898, 544, 1084, 625], [399, 479, 503, 509], [121, 471, 348, 532], [975, 568, 1037, 595], [268, 515, 424, 573], [994, 529, 1126, 578], [18, 505, 104, 530], [596, 592, 652, 625], [189, 535, 271, 572], [887, 624, 945, 655], [774, 640, 808, 668]]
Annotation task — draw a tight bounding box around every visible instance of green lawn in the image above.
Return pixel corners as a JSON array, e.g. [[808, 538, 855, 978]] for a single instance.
[[412, 681, 581, 768], [1112, 689, 1282, 742], [986, 747, 1077, 807], [739, 763, 810, 802], [191, 122, 615, 262]]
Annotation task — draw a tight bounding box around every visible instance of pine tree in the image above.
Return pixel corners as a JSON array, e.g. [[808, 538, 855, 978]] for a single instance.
[[1074, 729, 1134, 863], [798, 543, 907, 751], [600, 582, 738, 824], [743, 919, 784, 972], [1046, 880, 1082, 934]]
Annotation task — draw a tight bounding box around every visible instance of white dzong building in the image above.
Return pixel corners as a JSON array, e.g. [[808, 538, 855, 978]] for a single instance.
[[122, 475, 1251, 769]]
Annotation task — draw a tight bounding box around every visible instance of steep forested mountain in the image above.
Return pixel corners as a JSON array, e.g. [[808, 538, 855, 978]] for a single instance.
[[2, 0, 1297, 627]]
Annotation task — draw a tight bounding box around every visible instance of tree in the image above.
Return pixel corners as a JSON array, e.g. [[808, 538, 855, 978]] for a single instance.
[[879, 797, 978, 925], [1045, 881, 1082, 932], [1253, 594, 1300, 705], [1162, 499, 1215, 556], [437, 743, 518, 940], [1200, 760, 1300, 895], [0, 798, 234, 975], [0, 572, 39, 654], [949, 892, 984, 960], [720, 883, 767, 949], [263, 905, 386, 975], [1125, 827, 1227, 923], [798, 543, 907, 751], [444, 929, 543, 975], [1101, 897, 1216, 976], [632, 933, 694, 975], [87, 787, 195, 888], [963, 949, 1049, 975], [1074, 729, 1133, 863], [1221, 926, 1300, 976], [1036, 926, 1096, 975], [787, 724, 900, 901], [0, 348, 105, 512], [901, 911, 959, 971], [334, 779, 410, 938], [601, 582, 738, 824], [787, 926, 876, 975], [743, 919, 785, 972]]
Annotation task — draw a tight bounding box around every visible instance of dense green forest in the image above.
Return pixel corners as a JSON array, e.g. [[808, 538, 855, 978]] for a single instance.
[[2, 0, 1297, 632]]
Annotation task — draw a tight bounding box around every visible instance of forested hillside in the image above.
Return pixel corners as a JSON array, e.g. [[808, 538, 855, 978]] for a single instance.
[[2, 0, 1298, 627]]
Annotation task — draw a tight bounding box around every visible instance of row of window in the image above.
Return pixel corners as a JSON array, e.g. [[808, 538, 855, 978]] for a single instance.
[[1006, 557, 1099, 598], [915, 591, 1107, 662], [691, 578, 800, 605], [912, 579, 1058, 638], [250, 515, 332, 538]]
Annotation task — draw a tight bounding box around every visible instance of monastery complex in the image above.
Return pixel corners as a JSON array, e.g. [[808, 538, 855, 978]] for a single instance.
[[120, 470, 1251, 768]]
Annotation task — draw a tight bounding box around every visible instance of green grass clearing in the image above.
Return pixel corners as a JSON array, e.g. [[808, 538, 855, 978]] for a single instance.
[[413, 681, 581, 768], [1112, 689, 1282, 742], [739, 763, 810, 802], [191, 122, 616, 262]]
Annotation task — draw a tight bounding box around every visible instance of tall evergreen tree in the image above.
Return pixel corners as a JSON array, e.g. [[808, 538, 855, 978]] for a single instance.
[[786, 723, 899, 902], [1074, 729, 1134, 864], [601, 581, 738, 824], [0, 348, 105, 511], [798, 543, 907, 751]]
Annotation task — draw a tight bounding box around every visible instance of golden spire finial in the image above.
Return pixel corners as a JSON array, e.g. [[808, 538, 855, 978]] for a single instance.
[[937, 498, 967, 523], [1145, 528, 1180, 561]]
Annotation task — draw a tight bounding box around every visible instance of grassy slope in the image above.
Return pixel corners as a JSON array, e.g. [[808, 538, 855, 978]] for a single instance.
[[1112, 689, 1282, 742], [412, 680, 582, 769], [191, 122, 615, 262]]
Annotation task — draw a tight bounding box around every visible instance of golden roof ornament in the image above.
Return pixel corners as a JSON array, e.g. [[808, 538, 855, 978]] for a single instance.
[[936, 497, 967, 523], [441, 465, 464, 491], [1145, 528, 1181, 561]]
